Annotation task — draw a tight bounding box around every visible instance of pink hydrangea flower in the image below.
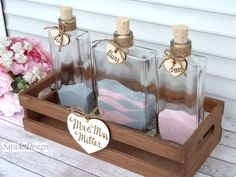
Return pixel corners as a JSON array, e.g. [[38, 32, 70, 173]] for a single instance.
[[0, 92, 23, 117], [0, 72, 13, 97]]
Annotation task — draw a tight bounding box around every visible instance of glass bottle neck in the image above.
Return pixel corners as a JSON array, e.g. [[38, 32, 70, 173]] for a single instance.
[[58, 17, 77, 32], [113, 31, 134, 49], [170, 39, 192, 57]]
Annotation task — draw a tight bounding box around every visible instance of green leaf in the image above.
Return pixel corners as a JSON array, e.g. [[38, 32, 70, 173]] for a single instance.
[[11, 81, 20, 93], [15, 76, 22, 83], [17, 82, 24, 89], [21, 79, 27, 84], [23, 85, 27, 91]]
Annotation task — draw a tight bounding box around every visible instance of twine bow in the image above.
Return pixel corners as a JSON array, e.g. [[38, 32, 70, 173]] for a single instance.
[[44, 25, 72, 52], [68, 107, 104, 122], [159, 49, 188, 77], [92, 39, 127, 62]]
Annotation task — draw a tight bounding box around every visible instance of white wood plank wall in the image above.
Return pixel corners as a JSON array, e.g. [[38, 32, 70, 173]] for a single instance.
[[2, 0, 236, 119], [0, 0, 7, 36]]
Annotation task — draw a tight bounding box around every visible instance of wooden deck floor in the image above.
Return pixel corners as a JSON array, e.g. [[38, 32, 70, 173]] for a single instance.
[[0, 114, 236, 177]]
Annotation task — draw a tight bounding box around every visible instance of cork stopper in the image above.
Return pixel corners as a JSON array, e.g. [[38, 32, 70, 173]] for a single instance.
[[60, 6, 73, 20], [173, 24, 188, 44], [116, 16, 130, 35]]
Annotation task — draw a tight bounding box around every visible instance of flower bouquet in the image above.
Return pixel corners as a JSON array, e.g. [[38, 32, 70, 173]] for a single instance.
[[0, 37, 52, 116]]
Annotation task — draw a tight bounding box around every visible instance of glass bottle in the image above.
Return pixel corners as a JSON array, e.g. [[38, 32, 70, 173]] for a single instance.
[[92, 17, 157, 132], [157, 25, 207, 144], [48, 6, 96, 113]]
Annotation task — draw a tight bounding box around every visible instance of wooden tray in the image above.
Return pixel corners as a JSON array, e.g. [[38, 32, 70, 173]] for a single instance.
[[19, 74, 224, 177]]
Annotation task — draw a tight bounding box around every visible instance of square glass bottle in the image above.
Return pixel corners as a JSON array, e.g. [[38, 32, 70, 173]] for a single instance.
[[157, 25, 207, 144], [92, 17, 157, 132], [48, 7, 96, 113]]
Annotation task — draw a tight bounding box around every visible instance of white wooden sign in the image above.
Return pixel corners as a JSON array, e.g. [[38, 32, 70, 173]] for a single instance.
[[67, 113, 110, 154]]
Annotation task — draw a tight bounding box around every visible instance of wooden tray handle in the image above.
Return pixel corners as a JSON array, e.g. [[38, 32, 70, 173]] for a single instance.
[[184, 97, 224, 150], [196, 124, 215, 151]]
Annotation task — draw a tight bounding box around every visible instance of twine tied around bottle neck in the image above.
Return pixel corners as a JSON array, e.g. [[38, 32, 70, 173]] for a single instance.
[[67, 107, 104, 122], [92, 39, 127, 62], [159, 45, 191, 77], [44, 21, 76, 52], [113, 32, 133, 49]]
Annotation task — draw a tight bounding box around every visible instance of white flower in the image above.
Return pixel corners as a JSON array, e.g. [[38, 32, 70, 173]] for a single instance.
[[0, 37, 11, 48], [0, 38, 11, 55], [11, 42, 24, 54], [23, 66, 47, 84], [3, 50, 14, 59], [0, 50, 13, 68], [32, 66, 46, 80], [1, 58, 12, 69], [0, 47, 6, 56], [23, 71, 33, 84], [15, 53, 28, 63], [23, 40, 33, 52]]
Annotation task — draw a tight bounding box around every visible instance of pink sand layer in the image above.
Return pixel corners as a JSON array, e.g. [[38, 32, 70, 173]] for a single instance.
[[103, 110, 137, 124], [99, 88, 145, 109], [158, 109, 198, 145]]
